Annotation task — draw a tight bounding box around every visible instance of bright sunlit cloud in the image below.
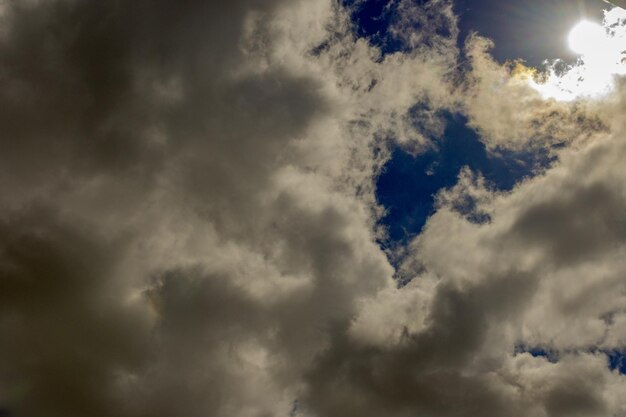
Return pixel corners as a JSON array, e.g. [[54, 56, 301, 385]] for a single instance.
[[528, 8, 626, 101]]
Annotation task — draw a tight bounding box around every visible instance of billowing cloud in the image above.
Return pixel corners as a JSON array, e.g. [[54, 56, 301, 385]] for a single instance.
[[0, 0, 625, 416]]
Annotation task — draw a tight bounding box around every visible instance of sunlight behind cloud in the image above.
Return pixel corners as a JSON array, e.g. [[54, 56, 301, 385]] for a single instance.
[[529, 8, 626, 101]]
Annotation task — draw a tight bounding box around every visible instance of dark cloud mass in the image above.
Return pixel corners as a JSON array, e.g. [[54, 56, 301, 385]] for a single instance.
[[1, 0, 626, 416]]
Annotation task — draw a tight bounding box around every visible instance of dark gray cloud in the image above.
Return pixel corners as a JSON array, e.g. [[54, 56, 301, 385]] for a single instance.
[[0, 0, 336, 415], [0, 206, 152, 417], [509, 182, 626, 265], [303, 272, 535, 417]]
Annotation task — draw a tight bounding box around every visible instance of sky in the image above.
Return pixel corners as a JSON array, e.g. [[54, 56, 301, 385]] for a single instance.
[[0, 1, 626, 417]]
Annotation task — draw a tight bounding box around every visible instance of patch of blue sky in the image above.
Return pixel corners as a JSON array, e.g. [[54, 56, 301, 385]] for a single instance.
[[343, 0, 606, 64], [605, 349, 626, 374], [376, 111, 552, 248], [341, 0, 450, 55], [514, 345, 560, 363], [515, 345, 626, 374], [342, 0, 403, 54]]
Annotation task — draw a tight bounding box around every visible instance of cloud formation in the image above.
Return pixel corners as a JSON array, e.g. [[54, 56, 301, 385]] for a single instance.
[[0, 1, 625, 416]]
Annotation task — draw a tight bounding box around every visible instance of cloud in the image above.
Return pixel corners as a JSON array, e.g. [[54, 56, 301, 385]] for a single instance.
[[0, 0, 625, 416], [0, 206, 154, 417]]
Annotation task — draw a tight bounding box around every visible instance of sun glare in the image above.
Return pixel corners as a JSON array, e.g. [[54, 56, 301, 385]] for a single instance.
[[568, 20, 606, 56], [527, 9, 626, 101]]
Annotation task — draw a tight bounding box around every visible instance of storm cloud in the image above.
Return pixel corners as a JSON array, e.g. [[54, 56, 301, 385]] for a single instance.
[[0, 0, 625, 416]]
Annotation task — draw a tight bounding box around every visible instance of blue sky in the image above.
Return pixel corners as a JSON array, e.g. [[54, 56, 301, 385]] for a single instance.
[[376, 111, 552, 247], [347, 0, 607, 63], [521, 345, 626, 374]]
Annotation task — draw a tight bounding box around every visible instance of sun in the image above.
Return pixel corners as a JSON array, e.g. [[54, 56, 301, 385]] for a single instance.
[[525, 10, 626, 102], [568, 20, 607, 56]]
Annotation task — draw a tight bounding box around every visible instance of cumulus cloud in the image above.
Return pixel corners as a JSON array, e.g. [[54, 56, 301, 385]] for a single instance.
[[0, 0, 625, 416]]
